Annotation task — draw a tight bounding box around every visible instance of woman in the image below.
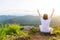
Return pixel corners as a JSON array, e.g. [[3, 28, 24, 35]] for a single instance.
[[37, 9, 54, 34]]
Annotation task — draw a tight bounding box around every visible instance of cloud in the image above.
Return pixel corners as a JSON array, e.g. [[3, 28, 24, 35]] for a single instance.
[[0, 0, 60, 16]]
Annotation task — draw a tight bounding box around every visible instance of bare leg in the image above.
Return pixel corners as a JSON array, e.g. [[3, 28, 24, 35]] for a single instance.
[[49, 27, 53, 34]]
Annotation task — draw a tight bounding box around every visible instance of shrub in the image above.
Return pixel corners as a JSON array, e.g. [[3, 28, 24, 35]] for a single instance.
[[29, 26, 37, 34], [0, 24, 29, 40]]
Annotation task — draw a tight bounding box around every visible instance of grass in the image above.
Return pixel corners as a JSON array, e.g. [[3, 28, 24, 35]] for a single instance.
[[0, 24, 60, 40], [0, 24, 29, 40], [48, 24, 60, 40]]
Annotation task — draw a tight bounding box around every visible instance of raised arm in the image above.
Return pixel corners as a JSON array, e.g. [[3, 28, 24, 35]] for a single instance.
[[50, 8, 54, 18], [37, 9, 41, 17]]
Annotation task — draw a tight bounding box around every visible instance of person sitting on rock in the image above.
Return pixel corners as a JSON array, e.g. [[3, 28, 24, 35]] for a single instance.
[[37, 8, 54, 34]]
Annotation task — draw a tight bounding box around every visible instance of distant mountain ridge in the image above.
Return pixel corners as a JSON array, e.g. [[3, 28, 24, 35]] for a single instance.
[[0, 15, 17, 22], [0, 15, 60, 26], [0, 15, 40, 26]]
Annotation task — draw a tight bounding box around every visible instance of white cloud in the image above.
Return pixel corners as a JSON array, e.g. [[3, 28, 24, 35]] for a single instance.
[[0, 0, 60, 16]]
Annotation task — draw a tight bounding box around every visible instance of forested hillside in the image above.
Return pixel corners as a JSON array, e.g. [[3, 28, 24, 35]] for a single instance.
[[0, 15, 60, 26]]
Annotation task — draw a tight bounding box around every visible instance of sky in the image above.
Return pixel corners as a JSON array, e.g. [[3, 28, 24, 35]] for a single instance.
[[0, 0, 60, 16]]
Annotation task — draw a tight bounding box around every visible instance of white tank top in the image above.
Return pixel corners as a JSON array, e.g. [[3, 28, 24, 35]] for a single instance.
[[40, 17, 51, 32]]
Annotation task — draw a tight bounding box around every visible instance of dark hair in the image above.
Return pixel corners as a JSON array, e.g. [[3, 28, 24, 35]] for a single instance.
[[43, 14, 48, 20]]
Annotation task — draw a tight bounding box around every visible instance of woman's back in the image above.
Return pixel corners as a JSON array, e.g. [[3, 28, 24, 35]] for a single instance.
[[37, 9, 54, 33], [40, 17, 51, 32]]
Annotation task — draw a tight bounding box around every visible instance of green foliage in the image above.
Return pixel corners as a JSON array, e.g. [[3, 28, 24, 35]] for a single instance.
[[0, 24, 29, 40], [6, 24, 21, 35], [1, 23, 60, 40], [29, 26, 38, 34], [49, 24, 60, 40], [52, 24, 60, 34], [0, 28, 7, 40]]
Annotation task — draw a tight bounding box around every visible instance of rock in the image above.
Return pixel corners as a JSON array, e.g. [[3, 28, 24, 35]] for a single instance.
[[14, 36, 25, 40], [23, 26, 32, 31]]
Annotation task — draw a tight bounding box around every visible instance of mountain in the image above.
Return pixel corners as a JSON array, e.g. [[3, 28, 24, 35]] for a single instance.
[[0, 15, 17, 22], [0, 15, 60, 26], [50, 16, 60, 26], [0, 15, 40, 26]]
